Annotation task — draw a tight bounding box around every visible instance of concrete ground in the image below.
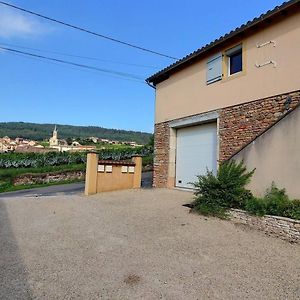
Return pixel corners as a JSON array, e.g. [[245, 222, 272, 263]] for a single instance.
[[0, 189, 299, 300]]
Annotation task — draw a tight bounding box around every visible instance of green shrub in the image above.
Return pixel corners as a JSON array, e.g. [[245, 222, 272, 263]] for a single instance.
[[245, 197, 266, 216], [264, 183, 290, 216], [285, 200, 300, 220], [191, 160, 255, 218], [245, 183, 300, 220]]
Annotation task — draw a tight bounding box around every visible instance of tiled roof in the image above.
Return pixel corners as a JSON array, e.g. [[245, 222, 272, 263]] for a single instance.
[[98, 160, 136, 166], [146, 0, 300, 85]]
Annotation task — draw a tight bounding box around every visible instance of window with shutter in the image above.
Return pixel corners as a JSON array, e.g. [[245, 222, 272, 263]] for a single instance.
[[206, 53, 222, 84]]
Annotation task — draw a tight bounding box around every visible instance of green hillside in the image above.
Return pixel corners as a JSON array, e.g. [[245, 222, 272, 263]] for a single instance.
[[0, 122, 152, 145]]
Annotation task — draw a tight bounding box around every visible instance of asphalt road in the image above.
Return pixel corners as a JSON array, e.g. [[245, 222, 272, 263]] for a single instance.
[[0, 171, 153, 198]]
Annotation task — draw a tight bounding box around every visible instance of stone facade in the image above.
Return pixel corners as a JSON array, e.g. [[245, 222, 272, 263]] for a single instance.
[[153, 90, 300, 188], [229, 209, 300, 243], [219, 91, 300, 161], [153, 122, 170, 187], [13, 170, 85, 186]]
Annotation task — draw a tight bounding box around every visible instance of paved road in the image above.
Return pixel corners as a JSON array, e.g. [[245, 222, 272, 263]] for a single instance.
[[0, 171, 153, 198], [0, 182, 85, 198]]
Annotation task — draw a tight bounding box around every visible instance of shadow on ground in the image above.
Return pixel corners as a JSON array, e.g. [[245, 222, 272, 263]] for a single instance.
[[0, 200, 33, 299], [141, 171, 153, 188]]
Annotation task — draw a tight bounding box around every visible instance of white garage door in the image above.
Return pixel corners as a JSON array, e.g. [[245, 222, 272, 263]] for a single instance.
[[175, 122, 217, 189]]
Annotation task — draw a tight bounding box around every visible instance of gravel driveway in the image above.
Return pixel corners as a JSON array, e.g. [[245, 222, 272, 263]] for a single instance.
[[0, 189, 299, 299]]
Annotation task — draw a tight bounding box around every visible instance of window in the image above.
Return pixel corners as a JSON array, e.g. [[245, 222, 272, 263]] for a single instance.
[[226, 44, 242, 76]]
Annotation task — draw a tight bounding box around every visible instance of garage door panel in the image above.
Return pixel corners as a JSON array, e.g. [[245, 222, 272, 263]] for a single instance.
[[176, 123, 217, 189]]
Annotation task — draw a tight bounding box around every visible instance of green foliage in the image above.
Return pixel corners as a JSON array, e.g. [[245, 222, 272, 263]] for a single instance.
[[0, 146, 153, 169], [0, 164, 86, 193], [245, 197, 266, 216], [0, 122, 153, 144], [39, 141, 49, 147], [147, 135, 154, 147], [245, 183, 300, 220], [99, 145, 153, 161], [191, 160, 255, 218], [286, 200, 300, 220], [0, 152, 86, 169], [264, 183, 289, 216], [142, 154, 153, 167], [0, 145, 153, 193]]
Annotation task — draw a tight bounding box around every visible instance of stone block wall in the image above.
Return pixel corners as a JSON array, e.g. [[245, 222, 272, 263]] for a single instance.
[[13, 170, 85, 186], [219, 91, 300, 161], [153, 122, 170, 187], [230, 209, 300, 243], [153, 90, 300, 188]]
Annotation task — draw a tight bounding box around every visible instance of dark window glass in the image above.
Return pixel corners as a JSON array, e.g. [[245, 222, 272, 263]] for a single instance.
[[229, 50, 242, 75]]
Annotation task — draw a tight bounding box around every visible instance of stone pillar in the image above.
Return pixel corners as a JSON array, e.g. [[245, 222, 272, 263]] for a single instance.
[[132, 156, 142, 189], [84, 152, 98, 196]]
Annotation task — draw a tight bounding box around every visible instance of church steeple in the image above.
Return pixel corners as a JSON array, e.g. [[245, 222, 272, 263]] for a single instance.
[[53, 125, 57, 138], [49, 125, 59, 146]]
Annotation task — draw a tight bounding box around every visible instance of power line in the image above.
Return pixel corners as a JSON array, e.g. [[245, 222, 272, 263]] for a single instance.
[[7, 50, 144, 84], [0, 42, 160, 69], [0, 1, 178, 60], [0, 46, 146, 83]]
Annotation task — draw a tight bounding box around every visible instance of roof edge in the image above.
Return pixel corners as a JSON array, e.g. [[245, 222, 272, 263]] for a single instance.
[[146, 0, 300, 85]]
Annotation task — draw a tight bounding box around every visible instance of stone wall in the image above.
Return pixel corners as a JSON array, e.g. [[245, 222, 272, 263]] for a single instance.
[[153, 90, 300, 188], [219, 91, 300, 161], [13, 170, 85, 186], [153, 122, 170, 187], [229, 209, 300, 243]]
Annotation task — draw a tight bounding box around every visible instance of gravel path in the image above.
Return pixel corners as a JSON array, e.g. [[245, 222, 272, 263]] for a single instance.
[[0, 189, 299, 299]]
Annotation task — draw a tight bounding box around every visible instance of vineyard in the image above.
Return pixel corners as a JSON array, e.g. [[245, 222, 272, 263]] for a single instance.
[[0, 146, 153, 193], [0, 146, 153, 169]]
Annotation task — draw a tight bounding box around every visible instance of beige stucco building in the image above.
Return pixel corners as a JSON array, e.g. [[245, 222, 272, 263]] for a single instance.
[[146, 0, 300, 197]]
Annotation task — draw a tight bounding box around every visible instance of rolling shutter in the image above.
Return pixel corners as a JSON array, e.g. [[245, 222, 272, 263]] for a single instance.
[[206, 53, 222, 84]]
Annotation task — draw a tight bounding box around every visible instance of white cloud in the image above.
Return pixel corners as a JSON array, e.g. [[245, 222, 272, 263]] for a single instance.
[[0, 7, 50, 39]]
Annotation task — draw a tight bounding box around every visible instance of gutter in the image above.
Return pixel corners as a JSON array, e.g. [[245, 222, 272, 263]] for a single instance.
[[146, 80, 156, 90]]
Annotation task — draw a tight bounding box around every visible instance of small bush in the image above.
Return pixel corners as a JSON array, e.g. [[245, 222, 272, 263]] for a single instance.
[[245, 183, 300, 220], [245, 197, 266, 216], [191, 160, 255, 218], [264, 183, 290, 216], [285, 200, 300, 220]]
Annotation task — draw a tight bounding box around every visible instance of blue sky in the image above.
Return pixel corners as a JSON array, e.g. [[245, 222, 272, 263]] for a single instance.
[[0, 0, 285, 133]]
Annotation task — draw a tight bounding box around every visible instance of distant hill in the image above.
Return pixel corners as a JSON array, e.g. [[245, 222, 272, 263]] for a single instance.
[[0, 122, 152, 145]]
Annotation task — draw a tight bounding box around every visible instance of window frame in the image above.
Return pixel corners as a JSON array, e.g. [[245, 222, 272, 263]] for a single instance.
[[224, 43, 244, 79]]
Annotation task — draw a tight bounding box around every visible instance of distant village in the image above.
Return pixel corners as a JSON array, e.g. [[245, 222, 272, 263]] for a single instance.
[[0, 126, 141, 153]]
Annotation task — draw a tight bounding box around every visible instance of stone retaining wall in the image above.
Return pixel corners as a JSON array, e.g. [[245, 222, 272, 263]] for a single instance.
[[13, 170, 85, 186], [229, 209, 300, 243]]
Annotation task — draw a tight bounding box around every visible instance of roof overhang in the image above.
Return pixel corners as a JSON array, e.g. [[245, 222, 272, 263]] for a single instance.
[[146, 0, 300, 86]]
